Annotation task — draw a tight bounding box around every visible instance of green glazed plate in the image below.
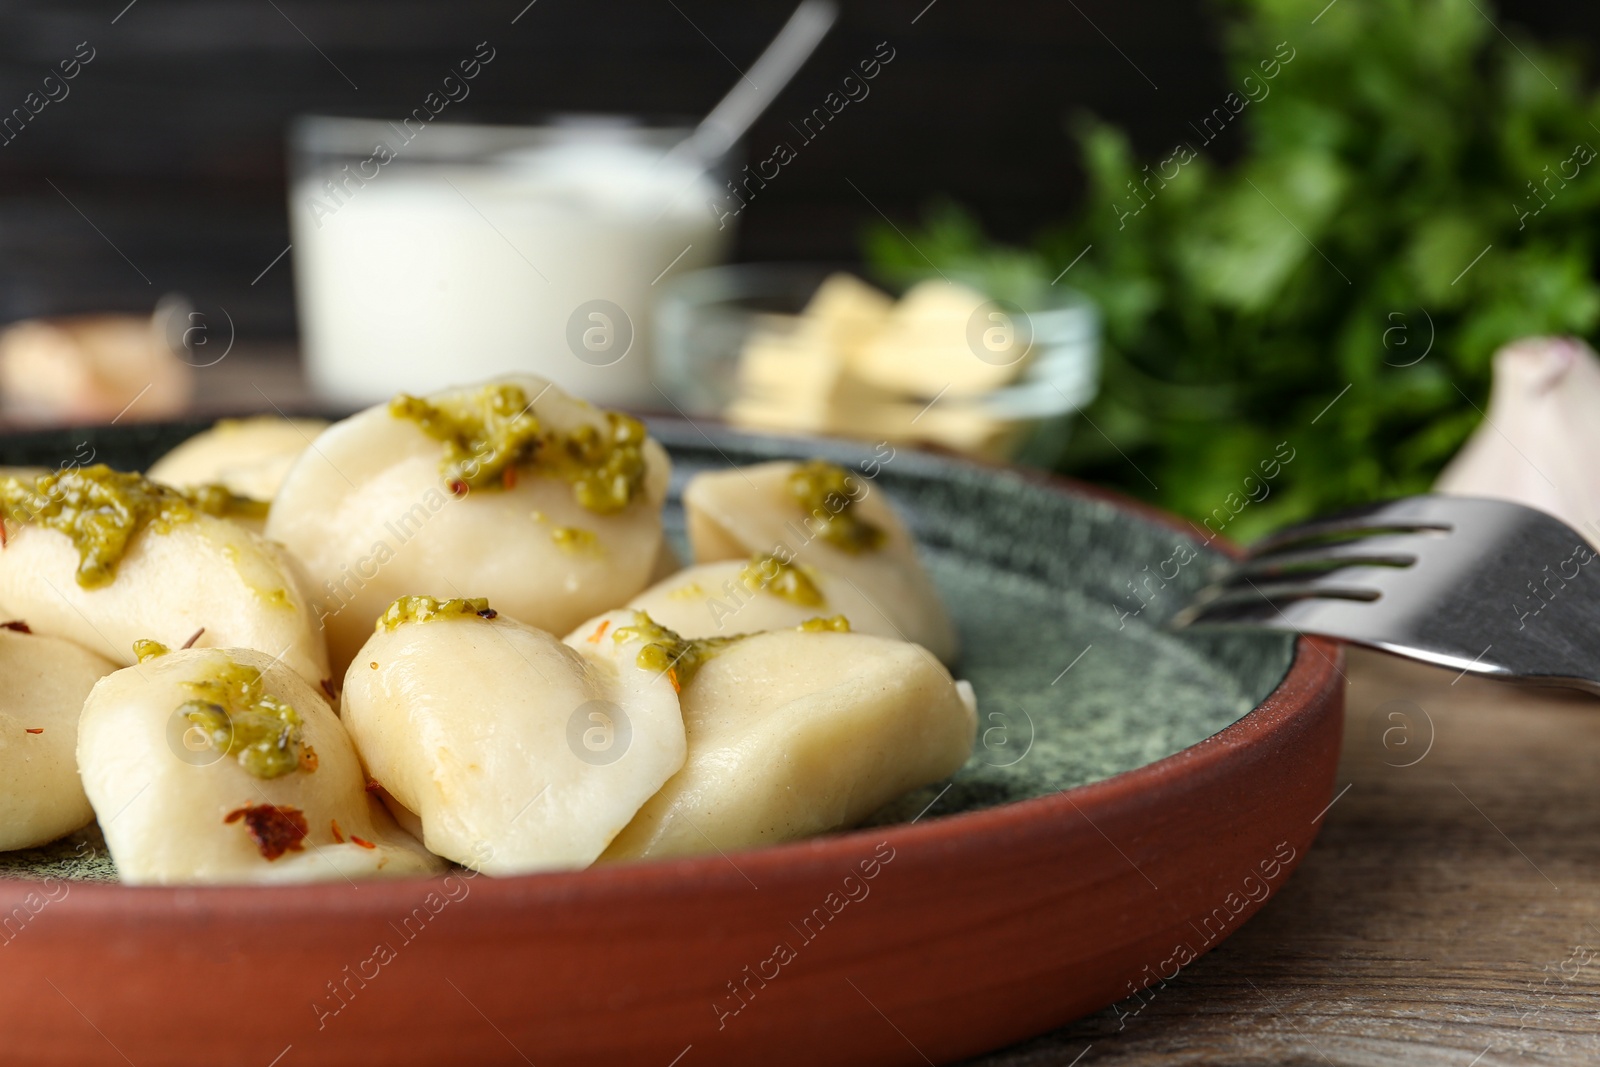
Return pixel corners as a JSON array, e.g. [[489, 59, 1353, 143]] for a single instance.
[[0, 418, 1294, 882]]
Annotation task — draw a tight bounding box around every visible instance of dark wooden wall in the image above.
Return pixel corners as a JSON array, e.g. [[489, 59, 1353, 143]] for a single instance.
[[0, 0, 1593, 336]]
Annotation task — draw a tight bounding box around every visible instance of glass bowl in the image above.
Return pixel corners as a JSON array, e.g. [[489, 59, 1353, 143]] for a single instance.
[[654, 263, 1099, 464]]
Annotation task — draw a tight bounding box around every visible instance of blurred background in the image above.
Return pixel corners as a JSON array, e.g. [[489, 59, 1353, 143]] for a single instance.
[[2, 0, 1599, 537]]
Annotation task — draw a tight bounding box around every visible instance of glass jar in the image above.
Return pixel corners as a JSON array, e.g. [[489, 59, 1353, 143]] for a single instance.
[[289, 114, 733, 408]]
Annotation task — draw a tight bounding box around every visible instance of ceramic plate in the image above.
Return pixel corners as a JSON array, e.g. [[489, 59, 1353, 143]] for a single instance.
[[0, 420, 1343, 1066]]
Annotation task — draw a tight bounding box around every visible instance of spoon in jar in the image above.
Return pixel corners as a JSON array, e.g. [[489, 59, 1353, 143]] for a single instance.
[[660, 0, 839, 179]]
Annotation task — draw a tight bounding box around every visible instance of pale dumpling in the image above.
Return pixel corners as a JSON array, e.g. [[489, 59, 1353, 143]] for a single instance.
[[148, 415, 329, 501], [0, 626, 117, 851], [684, 459, 958, 661], [613, 557, 904, 643], [77, 645, 442, 884], [266, 376, 671, 676], [341, 600, 686, 875], [601, 627, 976, 862], [0, 467, 329, 686]]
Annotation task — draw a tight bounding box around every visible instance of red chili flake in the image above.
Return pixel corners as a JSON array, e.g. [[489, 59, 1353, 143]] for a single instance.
[[299, 745, 320, 773], [350, 835, 376, 850], [1, 620, 31, 634], [25, 728, 43, 735], [319, 677, 337, 699], [502, 466, 518, 490], [330, 819, 346, 844], [586, 620, 610, 644], [476, 607, 498, 619], [364, 779, 383, 794], [224, 803, 309, 861], [180, 627, 205, 650], [447, 478, 469, 498], [1, 522, 8, 548]]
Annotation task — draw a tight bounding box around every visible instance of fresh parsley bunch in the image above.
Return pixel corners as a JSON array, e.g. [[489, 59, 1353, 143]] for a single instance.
[[868, 0, 1600, 540]]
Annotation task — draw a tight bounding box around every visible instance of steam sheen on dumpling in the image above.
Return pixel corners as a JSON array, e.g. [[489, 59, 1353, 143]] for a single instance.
[[266, 376, 671, 676], [77, 645, 442, 884], [683, 460, 958, 662], [0, 627, 117, 851]]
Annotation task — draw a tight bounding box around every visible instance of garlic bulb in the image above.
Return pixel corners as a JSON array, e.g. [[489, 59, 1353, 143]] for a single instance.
[[1436, 336, 1600, 545]]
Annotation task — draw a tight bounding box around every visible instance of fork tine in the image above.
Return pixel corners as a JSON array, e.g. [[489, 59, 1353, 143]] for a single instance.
[[1250, 518, 1453, 557], [1173, 578, 1383, 629], [1172, 495, 1600, 694], [1227, 533, 1431, 583], [1246, 497, 1459, 556]]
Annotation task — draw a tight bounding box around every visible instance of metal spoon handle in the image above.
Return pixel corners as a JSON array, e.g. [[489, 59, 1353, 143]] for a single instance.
[[687, 0, 838, 165]]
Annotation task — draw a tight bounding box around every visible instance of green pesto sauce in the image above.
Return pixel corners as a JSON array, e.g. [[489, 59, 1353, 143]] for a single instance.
[[389, 383, 650, 514], [544, 410, 650, 515], [181, 657, 304, 779], [133, 638, 170, 663], [786, 460, 885, 554], [739, 553, 824, 606], [551, 526, 600, 555], [220, 544, 292, 610], [798, 615, 852, 633], [612, 612, 739, 690], [613, 611, 852, 689], [0, 466, 197, 589], [390, 384, 541, 494], [375, 595, 498, 632], [181, 483, 271, 521]]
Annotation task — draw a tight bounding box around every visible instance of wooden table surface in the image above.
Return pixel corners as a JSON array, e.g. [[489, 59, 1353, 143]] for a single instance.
[[967, 647, 1600, 1067]]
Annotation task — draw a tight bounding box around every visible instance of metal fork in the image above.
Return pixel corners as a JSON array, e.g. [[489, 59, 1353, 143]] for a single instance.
[[1172, 496, 1600, 695]]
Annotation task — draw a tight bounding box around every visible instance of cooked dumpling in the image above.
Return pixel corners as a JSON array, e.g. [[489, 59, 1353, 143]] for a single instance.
[[148, 415, 329, 501], [77, 645, 442, 884], [0, 467, 329, 686], [601, 624, 976, 862], [0, 625, 117, 851], [341, 599, 685, 875], [266, 376, 671, 676], [683, 459, 958, 661], [613, 556, 904, 643]]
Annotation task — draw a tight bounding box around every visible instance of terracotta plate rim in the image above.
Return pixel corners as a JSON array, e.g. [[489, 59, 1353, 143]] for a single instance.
[[2, 444, 1342, 914]]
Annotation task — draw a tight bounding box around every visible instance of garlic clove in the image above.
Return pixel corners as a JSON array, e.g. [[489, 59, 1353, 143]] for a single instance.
[[1436, 336, 1600, 545]]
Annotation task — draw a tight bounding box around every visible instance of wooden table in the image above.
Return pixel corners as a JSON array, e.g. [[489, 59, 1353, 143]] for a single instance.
[[969, 648, 1600, 1066]]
